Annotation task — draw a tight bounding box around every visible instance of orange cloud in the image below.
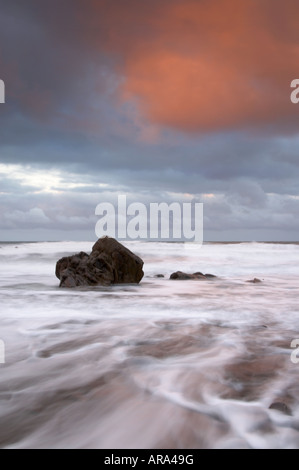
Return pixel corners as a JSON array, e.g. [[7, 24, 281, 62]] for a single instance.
[[91, 0, 299, 132]]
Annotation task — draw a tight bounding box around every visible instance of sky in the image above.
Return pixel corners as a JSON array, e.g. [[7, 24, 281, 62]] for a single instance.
[[0, 0, 299, 241]]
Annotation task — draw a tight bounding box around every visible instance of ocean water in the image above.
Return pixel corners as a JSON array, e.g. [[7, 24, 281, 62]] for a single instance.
[[0, 241, 299, 449]]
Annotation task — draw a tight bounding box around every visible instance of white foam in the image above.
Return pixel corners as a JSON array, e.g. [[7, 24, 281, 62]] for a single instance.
[[0, 241, 299, 448]]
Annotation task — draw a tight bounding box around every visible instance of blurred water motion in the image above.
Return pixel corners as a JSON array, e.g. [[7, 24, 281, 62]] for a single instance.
[[0, 241, 299, 449]]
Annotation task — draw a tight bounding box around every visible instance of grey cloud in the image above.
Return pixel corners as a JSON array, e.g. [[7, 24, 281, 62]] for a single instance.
[[226, 181, 268, 209], [0, 0, 298, 241]]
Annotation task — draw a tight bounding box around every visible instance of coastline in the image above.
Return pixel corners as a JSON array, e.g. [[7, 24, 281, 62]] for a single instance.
[[0, 241, 299, 448]]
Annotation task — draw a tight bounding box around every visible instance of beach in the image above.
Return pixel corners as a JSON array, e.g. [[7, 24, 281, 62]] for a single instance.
[[0, 241, 299, 449]]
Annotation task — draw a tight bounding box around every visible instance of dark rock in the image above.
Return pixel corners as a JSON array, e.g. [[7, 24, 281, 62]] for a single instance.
[[55, 251, 88, 280], [170, 271, 195, 280], [247, 278, 262, 284], [155, 274, 165, 278], [269, 402, 292, 416], [170, 271, 212, 280], [56, 237, 144, 288]]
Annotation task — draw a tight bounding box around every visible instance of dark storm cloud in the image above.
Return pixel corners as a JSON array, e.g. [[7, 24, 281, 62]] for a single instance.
[[0, 0, 107, 112], [0, 0, 298, 240], [1, 0, 298, 175]]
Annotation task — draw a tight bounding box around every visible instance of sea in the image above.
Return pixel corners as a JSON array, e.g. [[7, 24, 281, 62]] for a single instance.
[[0, 240, 299, 449]]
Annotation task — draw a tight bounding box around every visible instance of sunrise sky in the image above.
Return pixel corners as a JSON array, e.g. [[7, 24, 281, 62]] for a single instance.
[[0, 0, 299, 241]]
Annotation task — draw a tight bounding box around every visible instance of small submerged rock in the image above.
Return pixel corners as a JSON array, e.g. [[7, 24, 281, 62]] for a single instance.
[[269, 402, 292, 416], [56, 237, 144, 288], [170, 271, 217, 280], [247, 278, 262, 284]]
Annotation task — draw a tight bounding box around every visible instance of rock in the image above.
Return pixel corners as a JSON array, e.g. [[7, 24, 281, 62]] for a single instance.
[[170, 272, 196, 280], [56, 237, 144, 288], [269, 402, 292, 416], [155, 274, 165, 278], [170, 271, 216, 280], [247, 278, 262, 283]]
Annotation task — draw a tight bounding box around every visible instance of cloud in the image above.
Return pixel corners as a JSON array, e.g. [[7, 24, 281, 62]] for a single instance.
[[0, 0, 298, 241], [227, 181, 268, 209], [4, 207, 50, 229], [84, 0, 299, 133], [0, 162, 298, 241], [2, 0, 299, 136]]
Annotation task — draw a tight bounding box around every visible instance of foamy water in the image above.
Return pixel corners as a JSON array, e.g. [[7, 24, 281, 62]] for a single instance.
[[0, 241, 299, 449]]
